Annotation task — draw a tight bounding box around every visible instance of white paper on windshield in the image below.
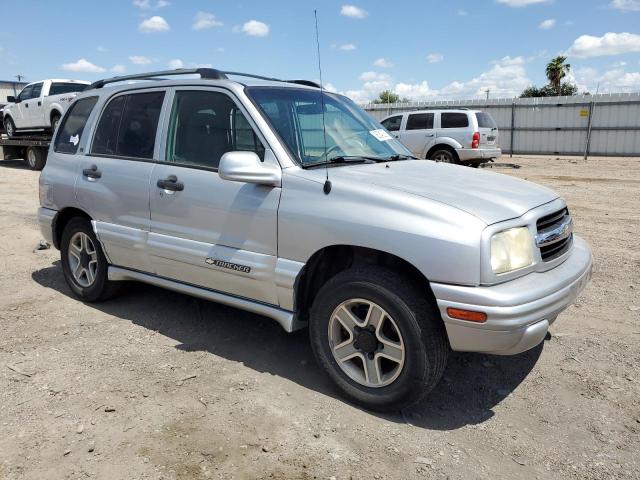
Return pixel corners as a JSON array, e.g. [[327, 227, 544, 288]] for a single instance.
[[369, 129, 393, 142]]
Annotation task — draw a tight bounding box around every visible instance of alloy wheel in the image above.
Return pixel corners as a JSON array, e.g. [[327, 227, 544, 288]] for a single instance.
[[328, 298, 405, 388], [67, 232, 99, 288]]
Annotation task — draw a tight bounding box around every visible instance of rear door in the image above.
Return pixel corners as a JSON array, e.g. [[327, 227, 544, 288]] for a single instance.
[[398, 112, 435, 158], [475, 111, 498, 147], [26, 82, 45, 127], [438, 112, 471, 147], [76, 88, 167, 273], [148, 87, 281, 305]]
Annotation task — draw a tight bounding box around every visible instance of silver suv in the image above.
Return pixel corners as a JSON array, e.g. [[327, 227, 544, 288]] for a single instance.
[[381, 109, 501, 165], [38, 69, 592, 411]]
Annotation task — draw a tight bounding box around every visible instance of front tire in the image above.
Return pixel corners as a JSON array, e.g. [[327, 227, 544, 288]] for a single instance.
[[51, 112, 61, 133], [309, 266, 449, 411], [429, 148, 458, 164], [4, 117, 16, 138], [60, 218, 119, 302]]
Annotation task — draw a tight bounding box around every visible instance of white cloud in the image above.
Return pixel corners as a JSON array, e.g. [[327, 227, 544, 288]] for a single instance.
[[359, 71, 391, 82], [567, 32, 640, 58], [111, 64, 126, 74], [139, 16, 170, 33], [133, 0, 169, 9], [427, 53, 444, 63], [497, 0, 551, 6], [129, 55, 152, 65], [235, 20, 270, 37], [394, 81, 437, 100], [340, 4, 368, 19], [168, 59, 184, 69], [610, 0, 640, 11], [457, 9, 468, 15], [193, 12, 223, 30], [539, 18, 556, 29], [373, 58, 394, 68], [60, 58, 106, 73], [97, 45, 108, 53], [573, 65, 640, 93], [338, 43, 356, 51]]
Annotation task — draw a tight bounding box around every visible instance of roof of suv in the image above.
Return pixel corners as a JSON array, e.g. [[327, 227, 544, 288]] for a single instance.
[[83, 68, 322, 94]]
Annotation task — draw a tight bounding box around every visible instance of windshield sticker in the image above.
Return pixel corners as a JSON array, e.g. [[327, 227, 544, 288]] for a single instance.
[[369, 129, 393, 142]]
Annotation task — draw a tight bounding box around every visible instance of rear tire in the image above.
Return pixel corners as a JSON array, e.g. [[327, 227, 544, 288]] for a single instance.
[[60, 218, 119, 302], [4, 117, 16, 138], [429, 148, 459, 164], [309, 266, 449, 412], [25, 146, 46, 171]]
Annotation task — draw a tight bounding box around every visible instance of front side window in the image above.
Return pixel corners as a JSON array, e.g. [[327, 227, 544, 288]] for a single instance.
[[441, 112, 469, 128], [91, 91, 165, 159], [381, 115, 402, 132], [247, 87, 411, 166], [49, 82, 87, 96], [406, 113, 434, 131], [54, 96, 99, 154], [165, 90, 264, 170], [30, 83, 43, 99], [18, 85, 33, 102]]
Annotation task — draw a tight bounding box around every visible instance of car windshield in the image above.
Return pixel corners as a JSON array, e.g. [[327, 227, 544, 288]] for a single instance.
[[246, 86, 412, 166]]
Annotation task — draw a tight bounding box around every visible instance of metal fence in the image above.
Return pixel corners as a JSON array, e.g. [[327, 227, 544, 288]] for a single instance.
[[362, 93, 640, 157]]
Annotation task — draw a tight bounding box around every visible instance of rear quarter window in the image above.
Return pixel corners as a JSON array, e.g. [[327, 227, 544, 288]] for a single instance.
[[54, 96, 99, 154], [475, 112, 497, 128], [440, 112, 469, 128]]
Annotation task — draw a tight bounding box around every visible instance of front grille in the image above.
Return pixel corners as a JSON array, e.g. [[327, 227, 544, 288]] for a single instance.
[[536, 208, 572, 261]]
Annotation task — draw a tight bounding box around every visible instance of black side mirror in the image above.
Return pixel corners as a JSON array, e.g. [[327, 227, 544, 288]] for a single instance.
[[7, 96, 16, 103]]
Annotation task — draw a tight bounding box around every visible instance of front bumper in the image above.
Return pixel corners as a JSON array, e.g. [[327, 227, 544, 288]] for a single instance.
[[456, 147, 502, 162], [38, 207, 56, 246], [431, 235, 592, 355]]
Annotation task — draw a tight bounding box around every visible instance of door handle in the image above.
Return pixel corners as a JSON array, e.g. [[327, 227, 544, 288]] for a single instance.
[[25, 103, 29, 108], [157, 175, 184, 192], [38, 101, 42, 106], [82, 165, 102, 180], [425, 133, 434, 137]]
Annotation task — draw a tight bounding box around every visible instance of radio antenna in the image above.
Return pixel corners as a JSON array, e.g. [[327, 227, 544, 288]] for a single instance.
[[314, 9, 331, 194]]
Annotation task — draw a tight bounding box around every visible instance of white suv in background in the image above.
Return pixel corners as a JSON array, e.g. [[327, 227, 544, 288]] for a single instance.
[[381, 109, 501, 166]]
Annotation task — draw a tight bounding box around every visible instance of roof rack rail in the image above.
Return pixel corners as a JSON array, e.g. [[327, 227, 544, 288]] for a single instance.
[[86, 68, 227, 89], [86, 68, 322, 91]]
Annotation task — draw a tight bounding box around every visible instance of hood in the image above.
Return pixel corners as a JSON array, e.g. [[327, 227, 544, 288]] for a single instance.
[[309, 160, 558, 225]]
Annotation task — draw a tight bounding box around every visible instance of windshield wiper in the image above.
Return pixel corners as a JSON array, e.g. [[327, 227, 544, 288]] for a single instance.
[[304, 155, 383, 168], [386, 154, 416, 161]]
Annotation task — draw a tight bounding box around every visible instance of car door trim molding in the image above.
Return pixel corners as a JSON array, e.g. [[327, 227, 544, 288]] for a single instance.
[[107, 266, 306, 332]]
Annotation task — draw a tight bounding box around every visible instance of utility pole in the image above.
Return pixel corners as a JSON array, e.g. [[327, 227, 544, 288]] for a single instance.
[[485, 89, 490, 101], [15, 74, 24, 82]]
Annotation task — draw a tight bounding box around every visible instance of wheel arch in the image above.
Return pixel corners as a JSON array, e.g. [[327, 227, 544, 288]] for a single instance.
[[294, 245, 439, 324], [52, 207, 93, 249], [50, 108, 62, 124], [426, 142, 461, 161]]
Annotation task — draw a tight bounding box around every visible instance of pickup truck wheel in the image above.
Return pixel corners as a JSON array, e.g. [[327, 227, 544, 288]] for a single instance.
[[309, 266, 449, 412], [430, 148, 458, 164], [4, 117, 16, 138], [25, 147, 47, 171], [60, 218, 119, 302]]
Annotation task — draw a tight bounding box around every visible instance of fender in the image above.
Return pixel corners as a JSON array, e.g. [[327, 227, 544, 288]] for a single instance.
[[423, 136, 463, 158]]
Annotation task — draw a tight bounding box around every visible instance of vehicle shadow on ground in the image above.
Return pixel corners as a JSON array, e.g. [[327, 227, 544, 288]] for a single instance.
[[0, 159, 29, 170], [33, 261, 544, 431]]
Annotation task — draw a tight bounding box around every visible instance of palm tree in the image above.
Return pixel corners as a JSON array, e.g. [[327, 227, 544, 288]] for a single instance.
[[545, 56, 571, 96]]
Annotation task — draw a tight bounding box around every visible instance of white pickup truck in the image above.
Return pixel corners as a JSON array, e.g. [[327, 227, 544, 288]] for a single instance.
[[3, 79, 89, 137]]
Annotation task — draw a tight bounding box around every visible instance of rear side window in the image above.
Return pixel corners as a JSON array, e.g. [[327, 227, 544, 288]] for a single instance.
[[54, 96, 99, 154], [440, 112, 469, 128], [475, 112, 497, 128], [406, 113, 434, 130], [381, 115, 402, 131], [49, 82, 86, 96], [92, 91, 165, 159]]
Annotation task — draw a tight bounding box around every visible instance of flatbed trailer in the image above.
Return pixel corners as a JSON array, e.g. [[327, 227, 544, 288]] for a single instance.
[[0, 133, 51, 170]]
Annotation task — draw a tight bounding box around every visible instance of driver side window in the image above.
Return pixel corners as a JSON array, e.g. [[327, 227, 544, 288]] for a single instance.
[[18, 85, 33, 102]]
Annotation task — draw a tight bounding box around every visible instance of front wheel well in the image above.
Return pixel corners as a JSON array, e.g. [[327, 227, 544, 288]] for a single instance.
[[53, 207, 92, 249], [425, 144, 460, 161], [50, 110, 62, 122], [294, 245, 438, 323]]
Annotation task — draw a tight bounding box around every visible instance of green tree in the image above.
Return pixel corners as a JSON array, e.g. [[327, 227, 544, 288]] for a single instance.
[[545, 56, 572, 96], [373, 90, 400, 104]]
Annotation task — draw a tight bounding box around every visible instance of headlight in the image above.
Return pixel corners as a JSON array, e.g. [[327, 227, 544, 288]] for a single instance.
[[490, 227, 533, 274]]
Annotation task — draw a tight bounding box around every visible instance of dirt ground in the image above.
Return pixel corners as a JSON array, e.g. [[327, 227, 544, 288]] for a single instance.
[[0, 155, 639, 480]]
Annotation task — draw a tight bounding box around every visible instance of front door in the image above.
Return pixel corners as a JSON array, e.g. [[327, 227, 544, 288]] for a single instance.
[[13, 84, 33, 129], [398, 112, 435, 158], [148, 88, 281, 305], [76, 88, 167, 273], [26, 82, 44, 127]]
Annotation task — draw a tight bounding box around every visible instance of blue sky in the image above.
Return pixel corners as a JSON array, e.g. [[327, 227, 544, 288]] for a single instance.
[[1, 0, 640, 102]]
